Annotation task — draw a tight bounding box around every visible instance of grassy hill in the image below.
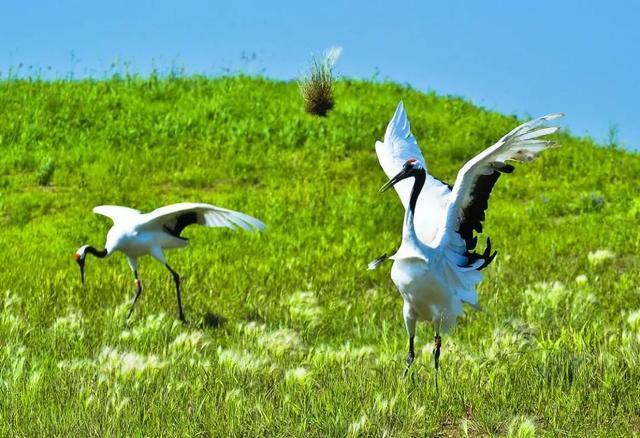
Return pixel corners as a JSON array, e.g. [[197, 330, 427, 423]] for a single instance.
[[1, 76, 639, 436]]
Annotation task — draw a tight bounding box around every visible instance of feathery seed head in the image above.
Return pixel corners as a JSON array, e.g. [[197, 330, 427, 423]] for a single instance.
[[588, 249, 616, 265], [288, 291, 322, 327], [258, 328, 304, 356], [299, 47, 342, 116], [285, 367, 311, 385]]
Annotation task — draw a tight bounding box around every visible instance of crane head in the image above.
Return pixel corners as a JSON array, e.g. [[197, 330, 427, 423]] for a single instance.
[[380, 158, 424, 192]]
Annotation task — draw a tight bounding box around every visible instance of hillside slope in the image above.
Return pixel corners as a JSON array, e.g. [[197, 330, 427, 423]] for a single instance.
[[0, 76, 639, 435]]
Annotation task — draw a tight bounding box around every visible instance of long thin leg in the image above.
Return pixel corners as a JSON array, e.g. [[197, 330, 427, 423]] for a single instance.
[[403, 302, 417, 378], [165, 263, 186, 323], [126, 271, 143, 320], [433, 331, 442, 394], [403, 335, 416, 378]]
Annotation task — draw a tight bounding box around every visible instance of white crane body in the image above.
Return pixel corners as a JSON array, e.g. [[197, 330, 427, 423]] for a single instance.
[[372, 101, 562, 378], [75, 202, 265, 322]]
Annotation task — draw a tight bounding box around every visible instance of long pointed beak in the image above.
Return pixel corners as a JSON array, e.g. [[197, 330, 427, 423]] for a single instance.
[[380, 169, 410, 193], [76, 258, 85, 286]]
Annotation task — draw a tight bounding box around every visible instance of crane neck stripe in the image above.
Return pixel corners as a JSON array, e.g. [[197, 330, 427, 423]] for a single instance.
[[86, 246, 107, 258], [408, 168, 426, 215]]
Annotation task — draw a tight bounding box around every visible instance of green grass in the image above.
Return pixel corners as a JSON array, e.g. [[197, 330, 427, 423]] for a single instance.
[[1, 75, 639, 436]]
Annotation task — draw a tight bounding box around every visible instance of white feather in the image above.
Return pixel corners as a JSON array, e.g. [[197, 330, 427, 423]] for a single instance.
[[140, 202, 265, 233], [93, 205, 142, 223]]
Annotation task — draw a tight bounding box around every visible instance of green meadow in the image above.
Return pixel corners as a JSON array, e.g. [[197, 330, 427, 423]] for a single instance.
[[1, 76, 639, 436]]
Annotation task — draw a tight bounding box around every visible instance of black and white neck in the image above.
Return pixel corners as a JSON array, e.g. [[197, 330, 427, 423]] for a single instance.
[[80, 245, 108, 259], [403, 168, 426, 244]]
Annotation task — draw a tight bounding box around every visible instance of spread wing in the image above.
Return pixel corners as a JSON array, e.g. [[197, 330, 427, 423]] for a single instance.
[[138, 202, 265, 237], [93, 205, 142, 224], [435, 112, 564, 267], [375, 101, 451, 244]]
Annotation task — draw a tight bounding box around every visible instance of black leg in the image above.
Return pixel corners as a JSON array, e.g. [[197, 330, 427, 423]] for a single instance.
[[403, 336, 416, 377], [165, 263, 186, 323], [433, 332, 442, 394], [127, 271, 142, 320]]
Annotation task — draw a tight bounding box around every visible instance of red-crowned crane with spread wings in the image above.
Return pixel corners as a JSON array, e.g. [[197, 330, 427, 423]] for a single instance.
[[370, 102, 563, 385]]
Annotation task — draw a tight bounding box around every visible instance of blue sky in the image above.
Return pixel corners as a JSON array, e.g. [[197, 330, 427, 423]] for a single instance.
[[2, 1, 638, 149]]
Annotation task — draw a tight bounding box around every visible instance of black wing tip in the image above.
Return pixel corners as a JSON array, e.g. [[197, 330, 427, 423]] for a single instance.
[[478, 236, 497, 270], [368, 253, 388, 270], [479, 250, 497, 270], [493, 163, 515, 174], [484, 237, 492, 255], [461, 238, 497, 271]]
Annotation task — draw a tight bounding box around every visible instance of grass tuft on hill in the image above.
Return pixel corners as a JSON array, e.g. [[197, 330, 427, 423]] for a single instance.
[[299, 50, 337, 116], [0, 75, 639, 436]]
